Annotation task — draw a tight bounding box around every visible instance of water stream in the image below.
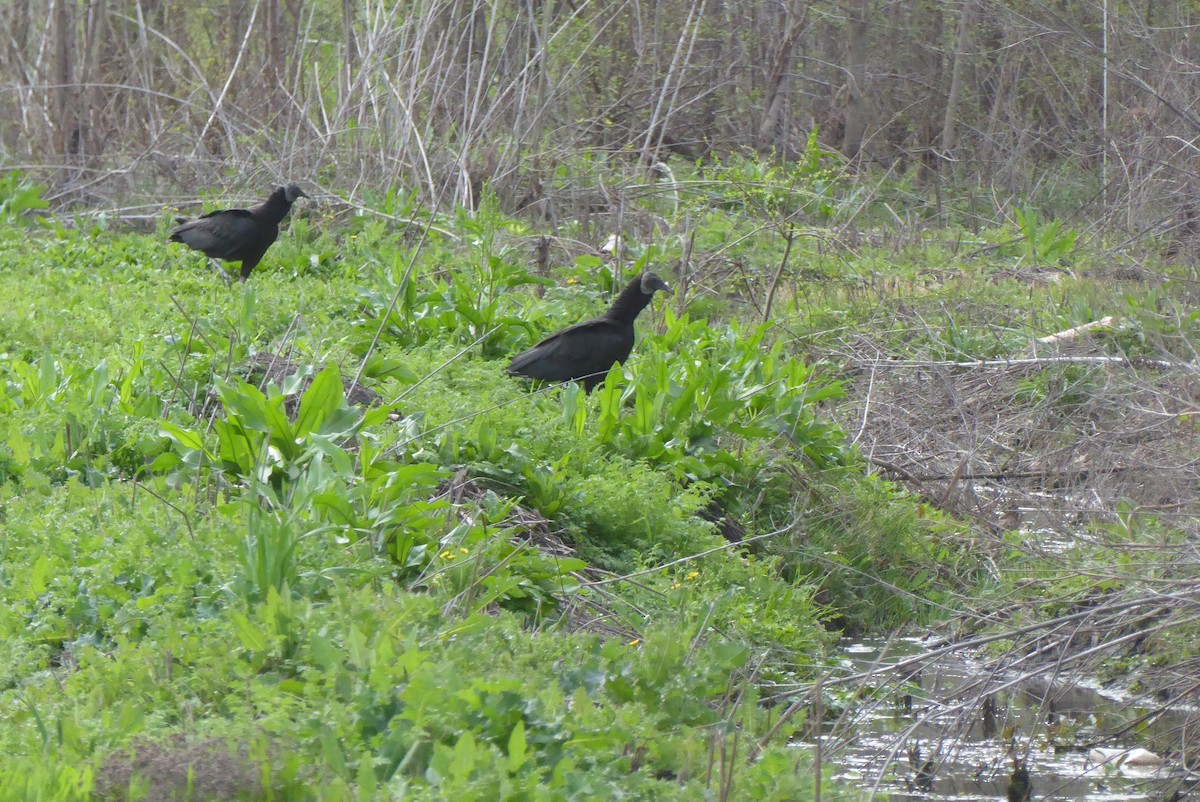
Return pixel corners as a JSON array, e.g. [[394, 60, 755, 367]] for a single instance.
[[804, 637, 1194, 801]]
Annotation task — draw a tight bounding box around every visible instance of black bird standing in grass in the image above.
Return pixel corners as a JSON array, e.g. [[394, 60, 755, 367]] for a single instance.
[[169, 184, 308, 281], [507, 271, 673, 392]]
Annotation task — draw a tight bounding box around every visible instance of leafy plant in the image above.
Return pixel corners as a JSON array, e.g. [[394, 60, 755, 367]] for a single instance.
[[159, 363, 364, 492], [704, 132, 845, 223], [0, 170, 49, 224], [355, 191, 547, 356], [1011, 206, 1079, 263], [586, 311, 846, 495]]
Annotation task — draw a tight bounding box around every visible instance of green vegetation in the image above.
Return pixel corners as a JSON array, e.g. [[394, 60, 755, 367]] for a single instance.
[[0, 161, 972, 800], [2, 146, 1198, 799], [3, 0, 1199, 794]]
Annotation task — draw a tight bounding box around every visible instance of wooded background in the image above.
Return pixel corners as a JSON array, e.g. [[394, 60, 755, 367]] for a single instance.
[[1, 0, 1198, 242]]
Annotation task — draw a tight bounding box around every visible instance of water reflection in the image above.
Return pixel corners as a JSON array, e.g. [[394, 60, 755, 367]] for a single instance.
[[796, 637, 1192, 801]]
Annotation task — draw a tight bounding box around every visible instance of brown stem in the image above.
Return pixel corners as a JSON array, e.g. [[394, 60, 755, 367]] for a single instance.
[[762, 223, 796, 324]]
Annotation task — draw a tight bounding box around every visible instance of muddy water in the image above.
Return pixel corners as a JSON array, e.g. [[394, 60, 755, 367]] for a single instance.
[[805, 637, 1192, 801]]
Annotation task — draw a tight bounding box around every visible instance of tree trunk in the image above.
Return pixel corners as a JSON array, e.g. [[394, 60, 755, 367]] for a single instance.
[[841, 0, 869, 161], [940, 0, 976, 159], [76, 0, 105, 160], [227, 0, 246, 105], [265, 0, 281, 92], [757, 2, 807, 155], [980, 30, 1013, 173], [915, 0, 944, 180], [342, 0, 356, 92], [4, 0, 32, 87], [11, 0, 31, 65], [53, 0, 76, 156]]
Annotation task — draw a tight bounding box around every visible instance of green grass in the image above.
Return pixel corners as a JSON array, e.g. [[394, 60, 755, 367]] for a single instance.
[[0, 190, 946, 799], [7, 154, 1190, 798]]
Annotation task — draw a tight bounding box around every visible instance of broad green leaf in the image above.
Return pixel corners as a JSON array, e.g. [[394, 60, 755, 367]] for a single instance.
[[28, 555, 51, 597], [507, 720, 527, 773], [296, 364, 344, 438], [221, 380, 298, 460], [321, 726, 347, 777], [552, 557, 587, 574], [450, 730, 477, 782], [355, 753, 377, 802], [231, 612, 268, 652], [147, 451, 182, 473], [315, 406, 362, 440], [262, 406, 298, 459], [87, 359, 109, 407], [362, 355, 419, 384], [214, 418, 258, 475], [346, 626, 370, 669], [217, 379, 271, 430], [38, 358, 58, 402], [280, 364, 314, 395], [596, 368, 623, 440], [362, 404, 401, 427], [159, 421, 206, 454]]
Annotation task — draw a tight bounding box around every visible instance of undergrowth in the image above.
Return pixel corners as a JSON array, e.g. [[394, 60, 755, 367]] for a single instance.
[[0, 167, 957, 800], [6, 154, 1188, 799]]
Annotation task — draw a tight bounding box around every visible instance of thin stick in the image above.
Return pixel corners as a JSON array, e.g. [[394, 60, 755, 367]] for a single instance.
[[762, 223, 796, 324], [134, 480, 195, 542], [813, 673, 822, 802], [196, 0, 261, 157]]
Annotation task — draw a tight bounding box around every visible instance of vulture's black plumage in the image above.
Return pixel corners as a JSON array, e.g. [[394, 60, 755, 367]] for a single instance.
[[169, 184, 308, 281], [1006, 766, 1032, 802], [508, 271, 672, 391]]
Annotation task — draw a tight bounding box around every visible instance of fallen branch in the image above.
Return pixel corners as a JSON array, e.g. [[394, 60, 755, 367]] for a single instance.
[[868, 459, 1133, 484], [1035, 316, 1117, 345], [846, 354, 1186, 372]]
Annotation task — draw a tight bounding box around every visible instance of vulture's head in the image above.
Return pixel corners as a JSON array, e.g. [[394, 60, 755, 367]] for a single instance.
[[640, 271, 673, 297], [282, 183, 309, 203]]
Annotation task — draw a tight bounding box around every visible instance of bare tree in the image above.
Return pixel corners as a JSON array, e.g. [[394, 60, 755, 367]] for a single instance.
[[940, 0, 975, 161], [757, 1, 806, 155], [841, 0, 869, 161], [0, 0, 1196, 245]]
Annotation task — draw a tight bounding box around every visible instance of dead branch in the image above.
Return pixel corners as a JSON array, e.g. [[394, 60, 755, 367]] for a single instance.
[[1034, 316, 1117, 346], [846, 354, 1186, 372]]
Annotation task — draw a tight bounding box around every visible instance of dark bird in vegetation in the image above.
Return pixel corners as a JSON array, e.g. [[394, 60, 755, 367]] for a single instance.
[[1007, 764, 1032, 802], [914, 759, 935, 792], [507, 271, 673, 392], [906, 743, 935, 792], [169, 184, 308, 281]]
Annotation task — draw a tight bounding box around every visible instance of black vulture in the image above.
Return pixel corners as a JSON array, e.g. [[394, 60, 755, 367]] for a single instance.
[[169, 184, 308, 281], [1006, 765, 1032, 802], [508, 271, 673, 391]]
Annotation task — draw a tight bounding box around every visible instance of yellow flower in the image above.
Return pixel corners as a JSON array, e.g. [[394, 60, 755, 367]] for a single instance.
[[628, 639, 640, 647], [459, 547, 469, 554], [686, 571, 699, 580], [440, 550, 455, 560], [671, 582, 682, 590]]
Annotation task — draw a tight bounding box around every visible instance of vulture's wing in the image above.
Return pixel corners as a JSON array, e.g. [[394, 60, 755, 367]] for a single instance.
[[508, 318, 634, 385], [170, 209, 272, 262], [196, 207, 249, 221]]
